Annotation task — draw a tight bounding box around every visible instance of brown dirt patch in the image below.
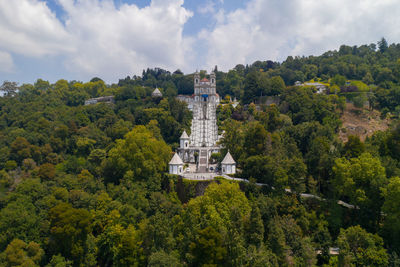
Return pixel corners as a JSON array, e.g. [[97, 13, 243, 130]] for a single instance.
[[339, 103, 390, 142]]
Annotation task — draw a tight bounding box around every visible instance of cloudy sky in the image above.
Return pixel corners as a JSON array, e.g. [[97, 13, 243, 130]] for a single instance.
[[1, 0, 400, 84]]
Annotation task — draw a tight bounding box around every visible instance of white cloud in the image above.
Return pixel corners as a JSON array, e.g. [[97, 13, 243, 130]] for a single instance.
[[0, 51, 14, 73], [59, 0, 194, 81], [0, 0, 193, 81], [200, 0, 400, 71], [0, 0, 72, 57], [2, 0, 400, 81]]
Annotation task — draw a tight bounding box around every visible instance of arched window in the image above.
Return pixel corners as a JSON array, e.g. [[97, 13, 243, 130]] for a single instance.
[[211, 79, 214, 84], [195, 79, 199, 84]]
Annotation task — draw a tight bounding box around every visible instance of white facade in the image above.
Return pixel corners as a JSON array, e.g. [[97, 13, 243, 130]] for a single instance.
[[190, 72, 219, 147], [180, 131, 190, 149], [169, 71, 236, 175], [221, 151, 236, 175], [169, 164, 183, 175], [169, 153, 184, 175], [222, 164, 236, 175]]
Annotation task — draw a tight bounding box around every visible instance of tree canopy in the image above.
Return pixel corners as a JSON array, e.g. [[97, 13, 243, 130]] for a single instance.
[[1, 40, 400, 265]]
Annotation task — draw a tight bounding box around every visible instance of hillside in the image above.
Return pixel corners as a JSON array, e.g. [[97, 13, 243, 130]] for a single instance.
[[1, 41, 400, 266], [339, 103, 390, 142]]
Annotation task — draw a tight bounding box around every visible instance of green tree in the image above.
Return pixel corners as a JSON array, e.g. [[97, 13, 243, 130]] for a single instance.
[[286, 157, 307, 194], [381, 177, 400, 253], [97, 224, 142, 266], [343, 135, 366, 158], [46, 254, 73, 267], [337, 225, 388, 267], [0, 239, 44, 267], [219, 119, 244, 162], [148, 250, 182, 267], [10, 137, 32, 164], [243, 122, 269, 156], [49, 203, 92, 263], [189, 226, 227, 266], [386, 125, 400, 161], [245, 203, 264, 247], [305, 136, 335, 194], [102, 125, 171, 186], [4, 160, 17, 171], [0, 200, 42, 251], [38, 163, 56, 180], [270, 215, 316, 266], [179, 182, 250, 265], [266, 76, 285, 96], [362, 72, 374, 85], [243, 71, 259, 104], [245, 245, 278, 267], [378, 37, 388, 53], [333, 153, 387, 230], [353, 93, 368, 108], [0, 81, 18, 96], [331, 74, 346, 87]]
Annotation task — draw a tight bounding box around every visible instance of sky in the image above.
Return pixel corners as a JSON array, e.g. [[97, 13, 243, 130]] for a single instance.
[[1, 0, 400, 84]]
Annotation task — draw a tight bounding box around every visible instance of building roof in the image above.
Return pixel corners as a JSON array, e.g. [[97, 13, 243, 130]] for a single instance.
[[221, 151, 235, 164], [180, 130, 189, 139], [152, 88, 163, 97], [200, 78, 209, 82], [304, 82, 326, 87], [169, 153, 183, 165]]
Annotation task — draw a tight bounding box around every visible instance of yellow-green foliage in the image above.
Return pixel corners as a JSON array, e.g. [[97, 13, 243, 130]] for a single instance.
[[105, 125, 171, 182], [330, 85, 340, 93], [185, 181, 251, 231], [350, 80, 369, 92]]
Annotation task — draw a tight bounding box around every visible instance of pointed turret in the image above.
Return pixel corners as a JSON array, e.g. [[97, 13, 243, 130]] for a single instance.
[[221, 151, 235, 164], [169, 152, 183, 165], [180, 130, 189, 139], [221, 151, 236, 175], [180, 130, 190, 149], [169, 153, 184, 175], [152, 88, 162, 98], [210, 70, 216, 93]]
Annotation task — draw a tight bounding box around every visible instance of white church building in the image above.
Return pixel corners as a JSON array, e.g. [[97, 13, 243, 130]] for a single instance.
[[169, 71, 236, 175]]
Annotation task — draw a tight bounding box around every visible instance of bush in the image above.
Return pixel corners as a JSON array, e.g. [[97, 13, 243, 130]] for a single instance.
[[4, 161, 17, 171]]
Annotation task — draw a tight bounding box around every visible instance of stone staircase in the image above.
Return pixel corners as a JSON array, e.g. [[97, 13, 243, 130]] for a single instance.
[[198, 149, 208, 172]]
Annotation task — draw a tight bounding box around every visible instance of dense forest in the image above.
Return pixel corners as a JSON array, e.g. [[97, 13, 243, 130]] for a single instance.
[[0, 39, 400, 266]]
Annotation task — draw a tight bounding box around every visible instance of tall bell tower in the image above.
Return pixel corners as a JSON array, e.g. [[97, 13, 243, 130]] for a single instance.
[[194, 71, 200, 93]]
